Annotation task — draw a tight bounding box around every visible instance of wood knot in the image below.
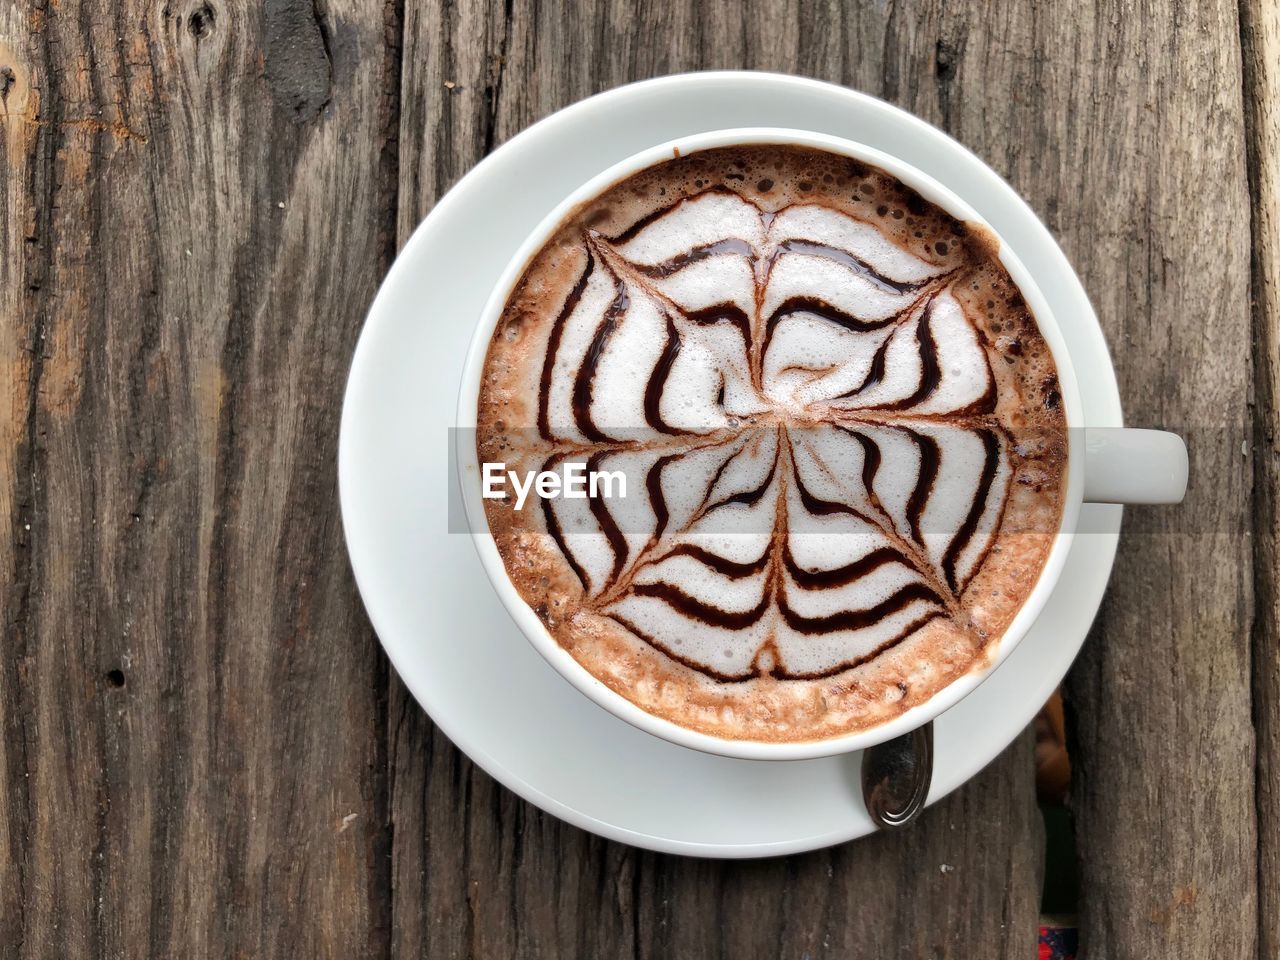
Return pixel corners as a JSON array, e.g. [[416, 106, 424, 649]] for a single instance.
[[0, 41, 30, 116], [187, 2, 216, 39], [934, 38, 961, 82]]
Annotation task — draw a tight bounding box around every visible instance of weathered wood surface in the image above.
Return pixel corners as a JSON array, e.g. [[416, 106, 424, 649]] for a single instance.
[[1, 1, 397, 956], [1050, 1, 1258, 957], [0, 0, 1266, 958], [1244, 0, 1280, 957]]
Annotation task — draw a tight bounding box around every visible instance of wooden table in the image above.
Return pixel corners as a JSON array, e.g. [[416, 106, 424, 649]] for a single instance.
[[2, 1, 1276, 956]]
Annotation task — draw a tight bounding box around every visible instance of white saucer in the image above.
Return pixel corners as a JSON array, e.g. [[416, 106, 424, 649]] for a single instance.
[[339, 72, 1123, 858]]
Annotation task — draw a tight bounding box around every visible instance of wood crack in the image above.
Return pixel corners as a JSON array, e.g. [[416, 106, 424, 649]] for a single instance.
[[481, 0, 512, 156], [1239, 0, 1280, 955]]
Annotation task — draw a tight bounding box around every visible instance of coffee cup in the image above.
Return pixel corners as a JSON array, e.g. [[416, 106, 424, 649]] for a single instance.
[[456, 127, 1187, 761]]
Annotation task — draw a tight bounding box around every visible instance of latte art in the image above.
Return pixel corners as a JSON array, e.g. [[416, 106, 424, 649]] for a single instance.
[[536, 422, 1008, 682], [538, 190, 995, 443], [478, 145, 1067, 742]]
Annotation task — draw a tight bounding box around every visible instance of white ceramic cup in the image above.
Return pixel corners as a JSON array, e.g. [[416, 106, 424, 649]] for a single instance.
[[455, 127, 1187, 761]]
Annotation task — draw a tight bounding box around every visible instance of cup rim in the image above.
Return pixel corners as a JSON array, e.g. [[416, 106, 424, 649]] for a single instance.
[[456, 126, 1084, 761]]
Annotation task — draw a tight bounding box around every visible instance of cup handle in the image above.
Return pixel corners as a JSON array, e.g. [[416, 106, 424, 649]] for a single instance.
[[1082, 428, 1188, 504]]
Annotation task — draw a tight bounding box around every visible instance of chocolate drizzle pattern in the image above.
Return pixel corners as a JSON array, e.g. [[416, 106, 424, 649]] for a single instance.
[[498, 184, 1032, 683]]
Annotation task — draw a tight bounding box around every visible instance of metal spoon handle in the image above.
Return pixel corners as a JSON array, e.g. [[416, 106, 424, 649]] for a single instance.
[[860, 721, 934, 829]]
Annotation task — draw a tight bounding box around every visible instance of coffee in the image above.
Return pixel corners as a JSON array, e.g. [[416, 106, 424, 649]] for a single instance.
[[476, 144, 1067, 743]]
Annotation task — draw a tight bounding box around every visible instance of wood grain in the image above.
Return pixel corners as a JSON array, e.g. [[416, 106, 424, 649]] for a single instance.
[[1, 1, 399, 956], [1243, 0, 1280, 955], [2, 0, 1268, 956], [1052, 1, 1258, 956]]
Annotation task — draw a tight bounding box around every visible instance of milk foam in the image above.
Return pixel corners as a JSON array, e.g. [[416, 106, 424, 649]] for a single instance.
[[478, 145, 1067, 738], [538, 191, 994, 444]]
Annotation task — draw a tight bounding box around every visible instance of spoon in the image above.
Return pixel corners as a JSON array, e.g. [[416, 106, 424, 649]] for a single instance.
[[860, 721, 934, 829]]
